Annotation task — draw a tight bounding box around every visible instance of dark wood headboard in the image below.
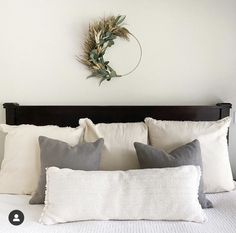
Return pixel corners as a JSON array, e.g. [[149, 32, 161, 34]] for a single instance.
[[3, 103, 232, 127]]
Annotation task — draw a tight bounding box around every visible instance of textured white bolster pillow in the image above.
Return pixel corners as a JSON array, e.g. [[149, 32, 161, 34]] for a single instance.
[[40, 166, 206, 224]]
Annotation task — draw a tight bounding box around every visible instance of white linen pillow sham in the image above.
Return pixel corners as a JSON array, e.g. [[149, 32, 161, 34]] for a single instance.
[[0, 130, 6, 165], [79, 118, 148, 170], [145, 117, 234, 193], [40, 166, 205, 224], [0, 124, 83, 194]]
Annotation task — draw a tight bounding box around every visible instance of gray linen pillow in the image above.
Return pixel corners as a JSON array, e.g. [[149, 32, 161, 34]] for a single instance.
[[134, 139, 213, 209], [29, 136, 104, 204]]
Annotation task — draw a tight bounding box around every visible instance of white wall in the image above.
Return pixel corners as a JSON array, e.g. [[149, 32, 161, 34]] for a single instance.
[[0, 0, 236, 176]]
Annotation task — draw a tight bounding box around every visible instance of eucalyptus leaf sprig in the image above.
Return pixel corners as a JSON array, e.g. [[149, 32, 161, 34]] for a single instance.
[[79, 15, 130, 85]]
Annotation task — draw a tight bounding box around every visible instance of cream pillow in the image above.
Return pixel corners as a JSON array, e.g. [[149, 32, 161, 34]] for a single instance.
[[79, 118, 148, 170], [145, 117, 234, 193], [40, 166, 205, 224], [0, 124, 83, 194]]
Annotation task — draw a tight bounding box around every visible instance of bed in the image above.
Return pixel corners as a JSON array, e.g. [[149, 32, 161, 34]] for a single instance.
[[1, 102, 235, 233]]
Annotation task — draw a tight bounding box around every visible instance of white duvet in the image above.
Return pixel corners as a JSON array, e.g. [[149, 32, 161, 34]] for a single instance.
[[0, 190, 236, 233]]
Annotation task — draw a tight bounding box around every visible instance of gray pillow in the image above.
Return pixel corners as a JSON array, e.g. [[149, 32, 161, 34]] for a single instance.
[[29, 136, 104, 205], [134, 139, 213, 209]]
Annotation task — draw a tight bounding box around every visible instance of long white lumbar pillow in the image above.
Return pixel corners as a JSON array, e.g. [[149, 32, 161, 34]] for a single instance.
[[40, 166, 206, 224]]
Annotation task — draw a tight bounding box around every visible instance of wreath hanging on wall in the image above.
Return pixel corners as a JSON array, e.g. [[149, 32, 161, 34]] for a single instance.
[[78, 15, 142, 85]]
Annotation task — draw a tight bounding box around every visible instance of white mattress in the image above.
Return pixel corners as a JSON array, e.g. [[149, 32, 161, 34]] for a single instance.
[[0, 190, 236, 233]]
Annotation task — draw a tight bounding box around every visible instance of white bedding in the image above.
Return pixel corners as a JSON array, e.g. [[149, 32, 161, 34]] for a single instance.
[[0, 190, 236, 233]]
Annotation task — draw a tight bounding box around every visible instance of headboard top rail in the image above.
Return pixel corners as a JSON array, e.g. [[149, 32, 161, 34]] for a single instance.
[[3, 102, 232, 127]]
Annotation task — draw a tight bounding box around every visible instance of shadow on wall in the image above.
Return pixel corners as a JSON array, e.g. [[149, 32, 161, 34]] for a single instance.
[[0, 103, 5, 123], [0, 104, 5, 165]]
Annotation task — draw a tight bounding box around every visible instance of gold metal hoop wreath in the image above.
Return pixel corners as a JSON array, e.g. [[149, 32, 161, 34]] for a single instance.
[[78, 15, 142, 85]]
